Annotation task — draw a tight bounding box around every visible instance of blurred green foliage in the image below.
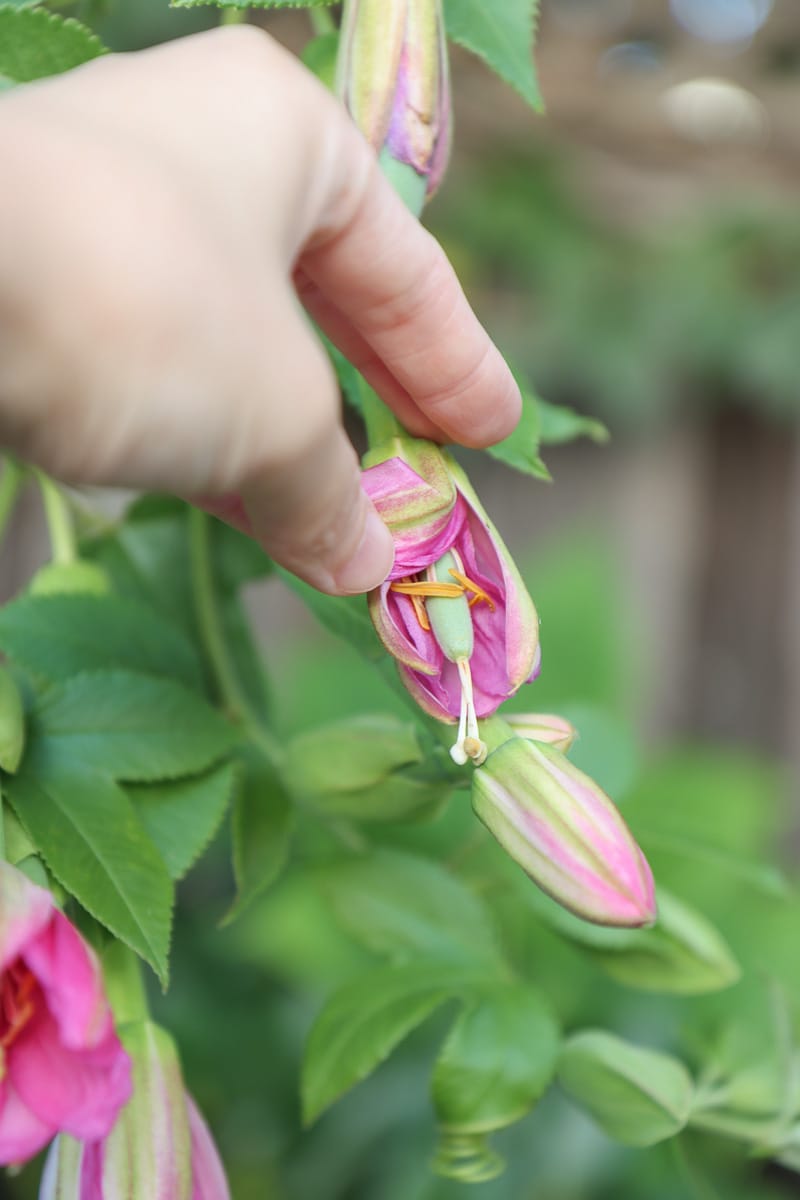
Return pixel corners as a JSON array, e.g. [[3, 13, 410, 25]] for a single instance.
[[430, 155, 800, 430]]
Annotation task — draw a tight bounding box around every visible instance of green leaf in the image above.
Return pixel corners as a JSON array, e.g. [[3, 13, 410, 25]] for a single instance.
[[432, 981, 560, 1134], [444, 0, 542, 111], [537, 399, 609, 447], [277, 568, 384, 661], [316, 848, 504, 968], [32, 671, 238, 782], [558, 1030, 694, 1147], [126, 761, 237, 880], [6, 765, 173, 984], [0, 594, 203, 690], [302, 962, 477, 1124], [0, 8, 104, 84], [223, 746, 292, 924], [530, 887, 740, 995], [485, 375, 550, 480]]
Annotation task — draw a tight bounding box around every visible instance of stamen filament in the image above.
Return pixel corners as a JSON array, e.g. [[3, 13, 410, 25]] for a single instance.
[[449, 658, 487, 766]]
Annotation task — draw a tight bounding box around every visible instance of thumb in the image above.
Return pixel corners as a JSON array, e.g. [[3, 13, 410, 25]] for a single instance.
[[237, 312, 395, 596]]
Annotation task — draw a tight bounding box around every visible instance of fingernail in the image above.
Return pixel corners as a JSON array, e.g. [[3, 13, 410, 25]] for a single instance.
[[334, 504, 395, 594]]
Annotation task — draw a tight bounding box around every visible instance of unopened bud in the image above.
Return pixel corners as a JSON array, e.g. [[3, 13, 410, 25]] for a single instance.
[[338, 0, 451, 206], [472, 738, 656, 927], [286, 715, 449, 822], [558, 1030, 694, 1147], [505, 712, 577, 753]]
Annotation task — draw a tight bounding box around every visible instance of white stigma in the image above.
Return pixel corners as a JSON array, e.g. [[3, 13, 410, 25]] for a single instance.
[[450, 658, 487, 766]]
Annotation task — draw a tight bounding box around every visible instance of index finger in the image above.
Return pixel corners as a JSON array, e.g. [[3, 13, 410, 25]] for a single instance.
[[299, 131, 521, 448]]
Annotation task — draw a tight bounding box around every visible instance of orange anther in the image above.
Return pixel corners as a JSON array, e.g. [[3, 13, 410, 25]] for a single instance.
[[447, 569, 496, 611]]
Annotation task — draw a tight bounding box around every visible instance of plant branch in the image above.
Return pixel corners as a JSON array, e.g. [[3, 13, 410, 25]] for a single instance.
[[188, 507, 280, 759]]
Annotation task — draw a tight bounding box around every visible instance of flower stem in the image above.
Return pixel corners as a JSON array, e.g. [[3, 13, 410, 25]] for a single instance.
[[221, 6, 247, 24], [35, 472, 77, 565], [0, 458, 23, 547], [360, 383, 406, 449], [310, 8, 335, 35], [188, 507, 280, 760], [103, 941, 150, 1026]]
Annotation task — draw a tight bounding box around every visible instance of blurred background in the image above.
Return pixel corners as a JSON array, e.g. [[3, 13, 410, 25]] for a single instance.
[[2, 2, 800, 1197]]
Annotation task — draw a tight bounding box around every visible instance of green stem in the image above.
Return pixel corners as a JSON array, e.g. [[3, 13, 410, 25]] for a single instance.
[[188, 507, 280, 759], [0, 458, 23, 546], [310, 8, 335, 35], [221, 6, 247, 24], [103, 941, 149, 1025], [360, 383, 406, 449], [35, 472, 77, 565]]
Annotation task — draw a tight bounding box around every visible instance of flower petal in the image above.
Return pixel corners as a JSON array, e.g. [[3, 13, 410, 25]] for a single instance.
[[9, 1008, 131, 1144], [0, 864, 53, 974], [0, 1072, 54, 1165], [24, 911, 112, 1051], [188, 1095, 231, 1200]]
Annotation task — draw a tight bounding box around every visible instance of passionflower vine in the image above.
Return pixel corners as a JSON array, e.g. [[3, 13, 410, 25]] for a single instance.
[[39, 1021, 230, 1200], [337, 0, 451, 201], [0, 863, 131, 1165], [362, 439, 540, 765]]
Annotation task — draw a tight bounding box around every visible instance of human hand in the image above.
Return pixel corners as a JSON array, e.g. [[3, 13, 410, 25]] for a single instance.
[[0, 26, 520, 595]]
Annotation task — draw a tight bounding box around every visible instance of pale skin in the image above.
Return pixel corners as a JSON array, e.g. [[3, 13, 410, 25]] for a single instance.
[[0, 25, 521, 596]]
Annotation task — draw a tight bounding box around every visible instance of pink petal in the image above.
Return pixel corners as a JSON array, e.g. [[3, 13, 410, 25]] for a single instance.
[[0, 1073, 54, 1165], [187, 1096, 230, 1200], [0, 864, 53, 974], [23, 911, 112, 1050], [10, 1008, 131, 1143]]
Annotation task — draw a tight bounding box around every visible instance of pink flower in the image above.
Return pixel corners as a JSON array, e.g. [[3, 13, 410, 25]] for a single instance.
[[362, 441, 539, 764], [0, 863, 131, 1164], [39, 1022, 230, 1200]]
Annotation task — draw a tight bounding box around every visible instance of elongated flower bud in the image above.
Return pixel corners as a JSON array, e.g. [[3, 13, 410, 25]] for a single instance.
[[40, 1022, 230, 1199], [338, 0, 451, 203], [505, 712, 577, 753], [472, 738, 656, 927]]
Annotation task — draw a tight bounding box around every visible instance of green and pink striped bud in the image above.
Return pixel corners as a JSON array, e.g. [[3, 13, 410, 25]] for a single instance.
[[337, 0, 451, 204], [362, 439, 540, 766], [472, 735, 656, 927], [40, 1022, 229, 1200], [506, 712, 577, 753]]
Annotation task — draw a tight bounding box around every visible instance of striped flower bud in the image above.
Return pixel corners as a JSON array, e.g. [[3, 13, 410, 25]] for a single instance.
[[337, 0, 451, 205], [472, 737, 656, 927]]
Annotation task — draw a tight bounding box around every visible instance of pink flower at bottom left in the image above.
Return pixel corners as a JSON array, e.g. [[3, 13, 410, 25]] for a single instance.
[[0, 862, 131, 1165]]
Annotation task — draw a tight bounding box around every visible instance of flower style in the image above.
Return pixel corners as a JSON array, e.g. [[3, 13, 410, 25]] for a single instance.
[[39, 1021, 230, 1200], [337, 0, 451, 199], [0, 863, 131, 1165], [472, 735, 656, 927], [362, 440, 540, 765]]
